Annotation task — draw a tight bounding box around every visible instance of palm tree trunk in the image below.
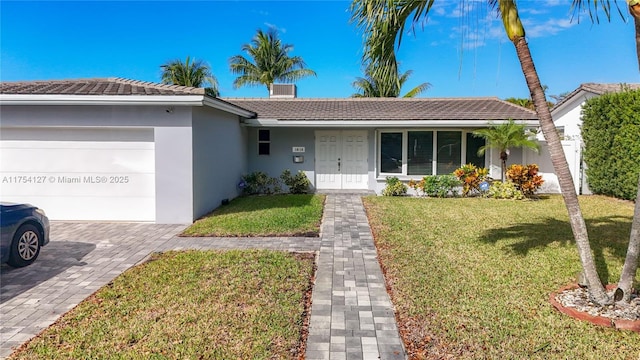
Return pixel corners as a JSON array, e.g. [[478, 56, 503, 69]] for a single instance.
[[617, 174, 640, 302], [511, 36, 610, 305]]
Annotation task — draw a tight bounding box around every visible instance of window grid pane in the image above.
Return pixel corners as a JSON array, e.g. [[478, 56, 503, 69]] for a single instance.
[[466, 133, 485, 168], [407, 131, 433, 175], [436, 131, 461, 174], [380, 132, 403, 173], [258, 129, 270, 155]]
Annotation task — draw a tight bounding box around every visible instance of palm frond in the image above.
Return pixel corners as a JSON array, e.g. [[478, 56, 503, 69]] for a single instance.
[[229, 27, 315, 91], [160, 56, 218, 95]]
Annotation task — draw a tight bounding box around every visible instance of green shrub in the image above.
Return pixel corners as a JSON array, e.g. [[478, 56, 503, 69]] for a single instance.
[[382, 177, 407, 196], [280, 170, 311, 194], [417, 175, 460, 198], [453, 164, 489, 196], [582, 88, 640, 200], [241, 171, 282, 195], [505, 164, 544, 197], [486, 181, 524, 200]]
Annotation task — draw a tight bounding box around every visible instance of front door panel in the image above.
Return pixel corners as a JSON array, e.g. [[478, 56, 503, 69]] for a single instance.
[[315, 130, 368, 190]]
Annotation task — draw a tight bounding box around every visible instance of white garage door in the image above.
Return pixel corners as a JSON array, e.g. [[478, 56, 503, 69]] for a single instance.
[[0, 127, 155, 221]]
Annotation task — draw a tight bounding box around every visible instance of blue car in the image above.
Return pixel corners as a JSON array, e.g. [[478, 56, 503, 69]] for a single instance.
[[1, 202, 50, 267]]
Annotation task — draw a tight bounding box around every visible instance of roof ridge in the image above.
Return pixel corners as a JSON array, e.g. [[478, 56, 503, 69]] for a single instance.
[[495, 97, 537, 114], [111, 77, 205, 95], [222, 96, 502, 101], [552, 82, 640, 111], [1, 78, 207, 96]]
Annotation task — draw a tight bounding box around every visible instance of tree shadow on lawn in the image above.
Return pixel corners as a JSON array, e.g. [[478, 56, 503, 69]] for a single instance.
[[479, 215, 633, 284]]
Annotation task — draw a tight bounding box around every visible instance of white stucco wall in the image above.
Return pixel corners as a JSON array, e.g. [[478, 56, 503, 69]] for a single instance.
[[191, 107, 248, 220], [155, 125, 194, 224], [550, 91, 598, 141], [247, 127, 317, 189], [0, 105, 197, 224]]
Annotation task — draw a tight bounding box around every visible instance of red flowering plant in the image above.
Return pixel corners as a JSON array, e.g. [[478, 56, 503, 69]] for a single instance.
[[453, 164, 489, 197], [505, 164, 544, 197]]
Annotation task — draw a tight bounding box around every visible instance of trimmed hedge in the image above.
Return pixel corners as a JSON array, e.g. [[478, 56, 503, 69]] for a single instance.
[[582, 88, 640, 200]]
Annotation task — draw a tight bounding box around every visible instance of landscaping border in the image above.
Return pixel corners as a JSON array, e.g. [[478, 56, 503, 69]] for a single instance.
[[549, 284, 640, 333]]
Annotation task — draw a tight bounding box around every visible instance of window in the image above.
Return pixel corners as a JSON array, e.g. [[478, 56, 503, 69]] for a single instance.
[[407, 131, 433, 175], [379, 130, 473, 176], [436, 131, 462, 174], [258, 129, 270, 155], [465, 133, 486, 168], [380, 132, 402, 173]]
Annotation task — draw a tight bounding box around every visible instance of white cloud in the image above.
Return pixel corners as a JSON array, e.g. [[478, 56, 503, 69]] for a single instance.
[[264, 22, 286, 34], [522, 18, 575, 38]]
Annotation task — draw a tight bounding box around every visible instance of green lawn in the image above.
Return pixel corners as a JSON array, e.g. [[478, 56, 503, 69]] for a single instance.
[[182, 194, 325, 237], [363, 195, 639, 359], [10, 250, 314, 360]]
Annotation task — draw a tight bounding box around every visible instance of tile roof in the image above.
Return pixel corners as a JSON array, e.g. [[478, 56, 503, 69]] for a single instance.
[[225, 97, 538, 121], [0, 78, 206, 95], [553, 82, 640, 110]]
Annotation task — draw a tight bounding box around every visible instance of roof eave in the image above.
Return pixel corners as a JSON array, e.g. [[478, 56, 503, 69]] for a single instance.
[[203, 96, 256, 118], [243, 118, 539, 128], [0, 94, 256, 118], [0, 94, 205, 106]]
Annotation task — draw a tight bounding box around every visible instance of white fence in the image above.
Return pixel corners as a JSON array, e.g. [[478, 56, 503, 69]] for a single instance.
[[523, 139, 590, 195]]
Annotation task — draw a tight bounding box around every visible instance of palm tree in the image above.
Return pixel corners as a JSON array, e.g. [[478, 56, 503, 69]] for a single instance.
[[572, 0, 640, 303], [351, 0, 611, 304], [352, 67, 430, 97], [160, 56, 219, 97], [229, 27, 316, 92], [504, 97, 534, 109], [473, 120, 540, 181]]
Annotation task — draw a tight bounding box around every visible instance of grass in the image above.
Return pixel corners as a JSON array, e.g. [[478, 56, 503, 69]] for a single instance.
[[10, 250, 315, 360], [182, 194, 325, 237], [363, 195, 639, 359]]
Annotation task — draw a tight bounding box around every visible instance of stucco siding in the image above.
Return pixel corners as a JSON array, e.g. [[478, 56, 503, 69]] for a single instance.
[[0, 104, 200, 223], [191, 107, 247, 220], [0, 105, 192, 128], [247, 127, 316, 189], [155, 125, 194, 224]]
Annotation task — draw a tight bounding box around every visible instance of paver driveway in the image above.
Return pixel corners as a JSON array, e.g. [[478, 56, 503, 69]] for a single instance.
[[0, 194, 406, 359], [0, 222, 321, 358]]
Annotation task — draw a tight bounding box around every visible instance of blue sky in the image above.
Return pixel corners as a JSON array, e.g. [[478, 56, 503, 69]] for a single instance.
[[1, 0, 638, 100]]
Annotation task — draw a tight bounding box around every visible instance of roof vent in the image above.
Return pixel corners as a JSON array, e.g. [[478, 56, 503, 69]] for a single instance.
[[269, 84, 297, 98]]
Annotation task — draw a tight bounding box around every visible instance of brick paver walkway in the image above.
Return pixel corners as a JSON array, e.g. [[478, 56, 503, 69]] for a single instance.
[[306, 194, 405, 360], [0, 195, 405, 359]]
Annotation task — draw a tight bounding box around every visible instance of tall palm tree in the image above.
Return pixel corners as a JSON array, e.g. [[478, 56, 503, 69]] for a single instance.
[[473, 120, 540, 181], [229, 27, 316, 92], [572, 0, 640, 303], [351, 0, 611, 304], [352, 67, 430, 97], [160, 56, 219, 97]]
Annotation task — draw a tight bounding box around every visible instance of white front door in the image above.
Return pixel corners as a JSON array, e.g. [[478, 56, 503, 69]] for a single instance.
[[315, 130, 368, 190]]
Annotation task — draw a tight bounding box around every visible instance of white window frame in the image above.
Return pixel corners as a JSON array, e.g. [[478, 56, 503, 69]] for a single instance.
[[377, 129, 482, 178]]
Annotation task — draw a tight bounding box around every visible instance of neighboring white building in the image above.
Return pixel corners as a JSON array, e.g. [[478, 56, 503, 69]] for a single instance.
[[525, 83, 640, 194]]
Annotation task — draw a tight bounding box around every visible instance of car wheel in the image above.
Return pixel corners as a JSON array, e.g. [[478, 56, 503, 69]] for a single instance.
[[7, 224, 41, 267]]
